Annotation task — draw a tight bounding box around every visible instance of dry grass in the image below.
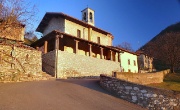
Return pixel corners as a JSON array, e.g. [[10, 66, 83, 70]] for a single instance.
[[148, 73, 180, 92], [164, 73, 180, 82]]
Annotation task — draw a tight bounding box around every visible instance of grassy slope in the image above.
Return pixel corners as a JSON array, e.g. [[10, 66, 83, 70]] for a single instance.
[[148, 73, 180, 92]]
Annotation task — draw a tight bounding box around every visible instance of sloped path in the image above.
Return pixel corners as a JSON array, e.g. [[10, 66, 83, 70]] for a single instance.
[[0, 79, 146, 110]]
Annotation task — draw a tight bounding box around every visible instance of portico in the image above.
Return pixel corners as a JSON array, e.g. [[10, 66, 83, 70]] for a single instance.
[[33, 30, 122, 62]]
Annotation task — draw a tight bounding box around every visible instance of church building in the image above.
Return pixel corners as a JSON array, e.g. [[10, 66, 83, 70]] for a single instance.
[[31, 8, 138, 78]]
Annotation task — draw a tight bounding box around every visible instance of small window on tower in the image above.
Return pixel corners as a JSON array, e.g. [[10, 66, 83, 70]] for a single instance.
[[83, 12, 86, 21], [77, 29, 81, 38], [89, 12, 93, 22], [97, 37, 100, 44]]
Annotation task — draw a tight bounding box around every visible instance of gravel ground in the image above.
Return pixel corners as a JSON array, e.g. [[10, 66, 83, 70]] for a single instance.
[[0, 79, 146, 110]]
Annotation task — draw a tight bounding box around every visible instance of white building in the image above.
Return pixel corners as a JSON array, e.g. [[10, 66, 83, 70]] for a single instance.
[[136, 51, 154, 73], [32, 8, 139, 78], [110, 47, 138, 73]]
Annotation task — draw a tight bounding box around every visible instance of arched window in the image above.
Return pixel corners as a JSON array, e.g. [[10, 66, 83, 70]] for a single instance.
[[83, 12, 86, 21], [89, 12, 93, 22]]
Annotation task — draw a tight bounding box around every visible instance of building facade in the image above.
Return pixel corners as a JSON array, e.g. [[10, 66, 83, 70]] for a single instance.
[[120, 52, 138, 73], [137, 51, 154, 73], [32, 8, 139, 78]]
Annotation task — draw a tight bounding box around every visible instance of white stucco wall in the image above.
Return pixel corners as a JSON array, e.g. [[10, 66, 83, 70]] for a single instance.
[[65, 19, 89, 40], [43, 17, 65, 36], [41, 16, 112, 46], [120, 52, 138, 73], [91, 30, 110, 46], [65, 19, 112, 46], [81, 8, 95, 26]]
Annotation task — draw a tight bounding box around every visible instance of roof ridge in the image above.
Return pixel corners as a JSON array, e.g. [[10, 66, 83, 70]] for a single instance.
[[37, 12, 113, 37]]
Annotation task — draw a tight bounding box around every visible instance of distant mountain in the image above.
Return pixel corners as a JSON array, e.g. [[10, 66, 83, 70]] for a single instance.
[[139, 22, 180, 53], [138, 22, 180, 71]]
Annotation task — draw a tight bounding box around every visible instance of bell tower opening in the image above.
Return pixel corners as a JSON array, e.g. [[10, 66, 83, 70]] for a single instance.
[[81, 7, 95, 26]]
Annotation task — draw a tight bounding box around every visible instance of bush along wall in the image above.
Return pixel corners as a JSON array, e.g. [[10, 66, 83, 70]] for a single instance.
[[100, 74, 180, 110]]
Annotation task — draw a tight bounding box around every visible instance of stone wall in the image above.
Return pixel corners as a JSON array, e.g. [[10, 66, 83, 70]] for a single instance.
[[100, 74, 180, 110], [0, 24, 24, 41], [114, 69, 170, 85], [42, 50, 56, 76], [56, 50, 120, 78], [0, 44, 42, 74]]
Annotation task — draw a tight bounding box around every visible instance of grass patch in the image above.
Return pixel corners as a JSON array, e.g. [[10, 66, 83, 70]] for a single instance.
[[148, 81, 180, 92], [164, 73, 180, 82], [148, 73, 180, 92]]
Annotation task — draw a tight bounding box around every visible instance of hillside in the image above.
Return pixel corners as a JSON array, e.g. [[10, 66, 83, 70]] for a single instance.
[[138, 22, 180, 71], [139, 22, 180, 51]]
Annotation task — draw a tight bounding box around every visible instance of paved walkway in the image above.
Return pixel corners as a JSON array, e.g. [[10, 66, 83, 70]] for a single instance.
[[0, 79, 146, 110]]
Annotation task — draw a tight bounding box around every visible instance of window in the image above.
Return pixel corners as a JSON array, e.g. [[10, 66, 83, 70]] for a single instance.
[[128, 59, 130, 65], [89, 12, 93, 22], [134, 60, 136, 66], [83, 12, 86, 21], [77, 29, 81, 38], [97, 37, 100, 44]]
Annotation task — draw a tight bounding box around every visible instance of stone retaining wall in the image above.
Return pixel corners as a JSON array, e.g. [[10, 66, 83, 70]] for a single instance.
[[100, 74, 180, 110], [0, 44, 42, 74], [0, 44, 50, 82], [114, 69, 170, 84], [57, 50, 120, 78]]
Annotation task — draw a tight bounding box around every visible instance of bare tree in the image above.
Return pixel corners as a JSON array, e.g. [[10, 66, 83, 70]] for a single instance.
[[116, 42, 134, 52], [151, 32, 180, 73], [25, 31, 38, 41], [0, 0, 37, 41]]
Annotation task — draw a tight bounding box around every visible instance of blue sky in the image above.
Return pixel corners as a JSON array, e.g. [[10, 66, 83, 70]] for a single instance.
[[28, 0, 180, 51]]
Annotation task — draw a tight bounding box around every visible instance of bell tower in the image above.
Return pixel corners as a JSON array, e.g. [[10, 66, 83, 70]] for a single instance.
[[81, 7, 95, 26]]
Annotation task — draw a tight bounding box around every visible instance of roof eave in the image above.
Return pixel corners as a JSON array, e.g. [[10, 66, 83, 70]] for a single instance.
[[36, 12, 112, 36]]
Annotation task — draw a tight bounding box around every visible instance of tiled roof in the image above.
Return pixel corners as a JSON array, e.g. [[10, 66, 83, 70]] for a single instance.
[[109, 46, 138, 55], [36, 12, 113, 38], [81, 7, 95, 12]]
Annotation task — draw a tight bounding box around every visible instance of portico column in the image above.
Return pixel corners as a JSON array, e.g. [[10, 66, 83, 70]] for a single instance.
[[44, 41, 48, 54], [100, 47, 103, 59], [75, 40, 79, 54], [118, 52, 120, 62], [114, 52, 117, 62], [55, 35, 60, 50], [89, 44, 92, 57], [110, 50, 113, 61]]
